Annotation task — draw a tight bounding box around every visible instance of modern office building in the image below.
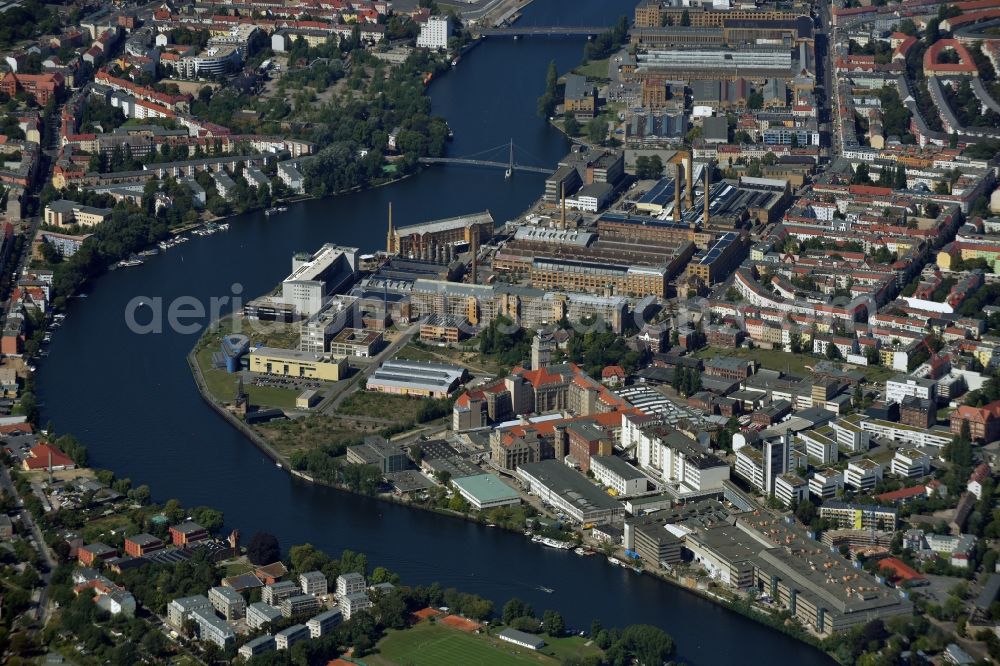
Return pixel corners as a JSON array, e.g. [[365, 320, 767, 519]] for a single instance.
[[774, 472, 808, 508], [890, 449, 931, 478], [249, 347, 348, 382], [590, 455, 647, 496], [281, 244, 359, 317], [844, 459, 883, 491], [808, 468, 843, 500]]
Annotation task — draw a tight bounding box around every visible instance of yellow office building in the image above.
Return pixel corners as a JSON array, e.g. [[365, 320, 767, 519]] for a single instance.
[[249, 347, 348, 382]]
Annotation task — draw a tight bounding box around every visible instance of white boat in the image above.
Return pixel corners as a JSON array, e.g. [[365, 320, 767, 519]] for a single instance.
[[276, 462, 283, 469], [607, 556, 621, 566], [218, 223, 230, 231], [574, 547, 586, 556], [536, 537, 573, 550]]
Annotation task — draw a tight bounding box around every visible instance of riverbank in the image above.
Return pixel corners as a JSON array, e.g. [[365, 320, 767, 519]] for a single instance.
[[186, 317, 839, 660]]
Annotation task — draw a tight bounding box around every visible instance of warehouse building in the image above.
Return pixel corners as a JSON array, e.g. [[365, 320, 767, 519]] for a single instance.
[[366, 359, 468, 398], [280, 244, 359, 317], [516, 459, 625, 524], [451, 474, 521, 510]]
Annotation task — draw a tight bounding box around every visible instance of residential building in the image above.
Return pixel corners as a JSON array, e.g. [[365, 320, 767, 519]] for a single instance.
[[191, 607, 235, 647], [859, 418, 952, 449], [968, 463, 992, 499], [209, 586, 246, 620], [275, 624, 310, 650], [280, 594, 321, 618], [819, 501, 897, 531], [167, 595, 212, 629], [239, 635, 275, 659], [262, 580, 300, 605], [899, 396, 935, 429], [336, 573, 366, 598], [416, 16, 451, 50], [299, 571, 328, 596], [246, 602, 282, 629], [339, 592, 373, 619], [44, 200, 112, 227], [307, 609, 342, 638]]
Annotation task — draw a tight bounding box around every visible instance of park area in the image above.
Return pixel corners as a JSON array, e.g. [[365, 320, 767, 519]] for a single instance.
[[366, 616, 602, 666]]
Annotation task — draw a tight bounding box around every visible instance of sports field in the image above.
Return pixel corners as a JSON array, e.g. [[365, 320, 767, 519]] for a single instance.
[[369, 621, 557, 666]]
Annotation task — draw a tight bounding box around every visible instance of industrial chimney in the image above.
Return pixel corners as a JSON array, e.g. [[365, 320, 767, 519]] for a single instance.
[[673, 162, 682, 222], [703, 163, 711, 226], [561, 182, 567, 230], [685, 156, 694, 207], [470, 230, 478, 285]]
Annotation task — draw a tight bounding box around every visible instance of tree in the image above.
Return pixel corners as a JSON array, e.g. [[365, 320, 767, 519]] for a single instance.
[[564, 111, 580, 136], [826, 343, 843, 360], [587, 117, 607, 144], [503, 597, 533, 624], [246, 532, 280, 565], [852, 162, 871, 184], [289, 543, 330, 573], [680, 9, 691, 26], [537, 60, 559, 118], [542, 610, 565, 636], [795, 499, 817, 526]]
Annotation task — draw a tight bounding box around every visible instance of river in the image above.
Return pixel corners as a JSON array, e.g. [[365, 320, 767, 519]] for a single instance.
[[36, 2, 833, 663]]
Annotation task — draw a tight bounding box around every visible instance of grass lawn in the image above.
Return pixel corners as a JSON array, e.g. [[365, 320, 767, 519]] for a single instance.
[[338, 391, 428, 423], [224, 561, 254, 577], [80, 514, 137, 544], [256, 414, 367, 457], [245, 383, 300, 410], [694, 346, 894, 384], [369, 622, 561, 666], [571, 57, 610, 81]]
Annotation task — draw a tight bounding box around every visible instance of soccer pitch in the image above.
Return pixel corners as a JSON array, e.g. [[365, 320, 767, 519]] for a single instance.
[[374, 622, 553, 666]]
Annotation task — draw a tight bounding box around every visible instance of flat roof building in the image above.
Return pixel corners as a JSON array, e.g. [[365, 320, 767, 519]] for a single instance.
[[366, 358, 468, 398], [516, 459, 625, 525], [281, 244, 359, 317], [250, 347, 348, 382], [451, 474, 521, 510]]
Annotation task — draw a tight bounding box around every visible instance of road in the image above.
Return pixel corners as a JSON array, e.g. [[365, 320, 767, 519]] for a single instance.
[[319, 322, 420, 414], [0, 464, 56, 624]]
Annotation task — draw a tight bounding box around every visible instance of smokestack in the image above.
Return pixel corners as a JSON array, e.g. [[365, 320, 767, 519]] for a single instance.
[[561, 182, 566, 230], [386, 202, 394, 255], [673, 162, 682, 222], [686, 156, 694, 207], [470, 230, 478, 285], [703, 163, 711, 226]]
